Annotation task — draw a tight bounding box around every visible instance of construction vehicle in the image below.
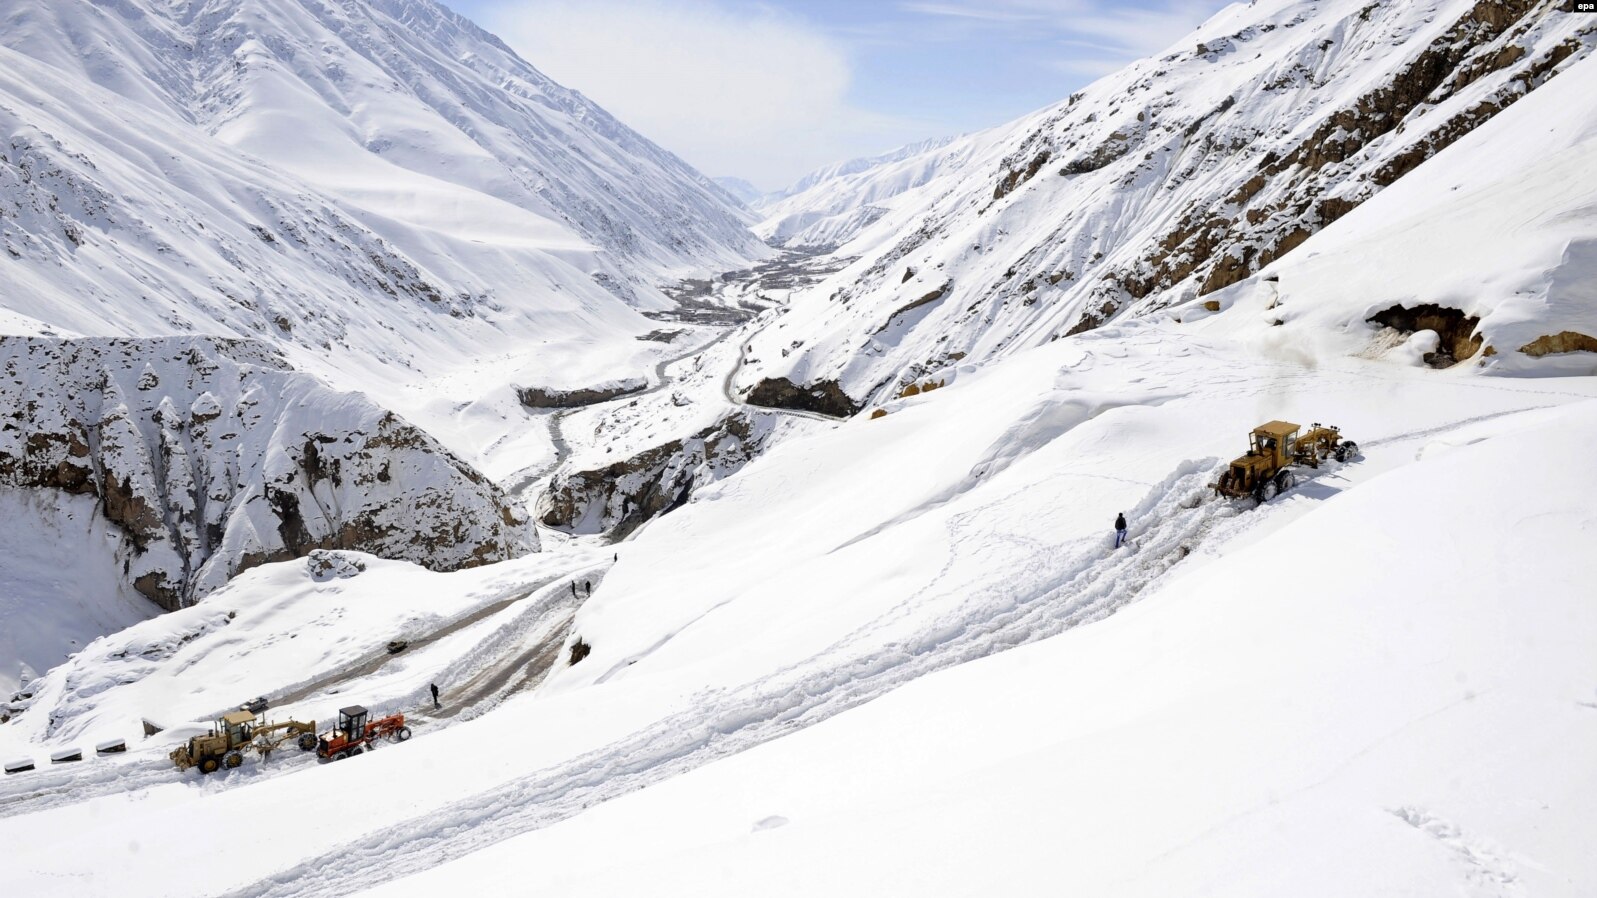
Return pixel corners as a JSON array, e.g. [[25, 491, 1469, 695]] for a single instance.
[[169, 700, 318, 775], [1212, 420, 1358, 503], [315, 705, 411, 761]]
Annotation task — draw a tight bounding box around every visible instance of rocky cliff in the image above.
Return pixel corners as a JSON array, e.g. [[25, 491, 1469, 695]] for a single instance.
[[0, 336, 535, 610]]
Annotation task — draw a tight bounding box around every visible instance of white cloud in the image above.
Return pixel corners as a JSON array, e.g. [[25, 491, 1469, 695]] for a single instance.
[[897, 0, 1223, 73], [1064, 1, 1227, 58], [477, 0, 923, 191]]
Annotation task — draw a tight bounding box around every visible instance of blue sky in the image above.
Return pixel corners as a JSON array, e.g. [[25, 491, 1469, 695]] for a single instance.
[[444, 0, 1231, 191]]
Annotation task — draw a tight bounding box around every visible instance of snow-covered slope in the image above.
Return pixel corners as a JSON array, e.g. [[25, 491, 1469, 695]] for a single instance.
[[763, 135, 961, 208], [0, 0, 766, 401], [712, 177, 763, 207], [389, 395, 1597, 898], [5, 309, 1593, 897], [737, 0, 1595, 408], [0, 0, 773, 666], [1214, 49, 1597, 376]]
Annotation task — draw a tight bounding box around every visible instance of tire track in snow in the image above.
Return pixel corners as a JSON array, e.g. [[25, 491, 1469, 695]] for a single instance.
[[229, 459, 1277, 898]]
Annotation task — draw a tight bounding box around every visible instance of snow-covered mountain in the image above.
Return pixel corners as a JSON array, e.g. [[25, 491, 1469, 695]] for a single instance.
[[0, 0, 766, 399], [737, 0, 1595, 411], [3, 0, 1597, 895], [764, 135, 962, 207], [0, 0, 767, 674], [712, 177, 764, 208], [753, 134, 968, 249]]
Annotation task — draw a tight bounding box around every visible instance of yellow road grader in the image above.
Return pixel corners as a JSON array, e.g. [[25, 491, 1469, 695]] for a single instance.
[[1212, 420, 1358, 504], [169, 699, 318, 775]]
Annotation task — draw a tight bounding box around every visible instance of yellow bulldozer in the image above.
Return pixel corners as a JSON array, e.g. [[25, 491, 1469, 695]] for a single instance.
[[169, 699, 318, 775], [1212, 420, 1358, 503]]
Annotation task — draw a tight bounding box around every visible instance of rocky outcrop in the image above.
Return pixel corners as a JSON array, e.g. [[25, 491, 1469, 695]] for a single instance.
[[1518, 331, 1597, 357], [516, 379, 648, 409], [872, 282, 952, 336], [540, 413, 772, 540], [1367, 304, 1484, 366], [745, 377, 860, 418], [0, 336, 535, 610]]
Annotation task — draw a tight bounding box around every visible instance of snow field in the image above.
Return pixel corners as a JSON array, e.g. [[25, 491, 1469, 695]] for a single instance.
[[374, 389, 1597, 898], [6, 315, 1592, 897]]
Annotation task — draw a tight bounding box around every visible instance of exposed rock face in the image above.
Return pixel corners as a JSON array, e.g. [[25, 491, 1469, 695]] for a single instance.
[[515, 379, 648, 410], [1518, 331, 1597, 357], [540, 413, 772, 540], [745, 377, 860, 418], [1367, 304, 1484, 366], [1168, 0, 1570, 299], [0, 336, 535, 610]]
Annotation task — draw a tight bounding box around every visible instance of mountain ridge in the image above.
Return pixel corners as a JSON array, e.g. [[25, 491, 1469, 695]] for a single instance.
[[739, 0, 1595, 408]]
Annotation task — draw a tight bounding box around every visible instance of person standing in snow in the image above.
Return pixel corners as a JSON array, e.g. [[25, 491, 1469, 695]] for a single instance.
[[429, 682, 440, 710], [1114, 512, 1128, 549]]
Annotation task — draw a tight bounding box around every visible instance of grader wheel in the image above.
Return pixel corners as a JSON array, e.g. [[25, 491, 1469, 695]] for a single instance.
[[223, 751, 243, 769], [199, 757, 220, 775], [298, 733, 318, 752], [1255, 479, 1278, 504]]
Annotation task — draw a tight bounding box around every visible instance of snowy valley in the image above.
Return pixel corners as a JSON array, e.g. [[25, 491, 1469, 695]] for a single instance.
[[1, 0, 1595, 896]]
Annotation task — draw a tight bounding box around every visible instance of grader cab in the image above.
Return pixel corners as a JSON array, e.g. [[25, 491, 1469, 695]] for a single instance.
[[1212, 420, 1358, 503]]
